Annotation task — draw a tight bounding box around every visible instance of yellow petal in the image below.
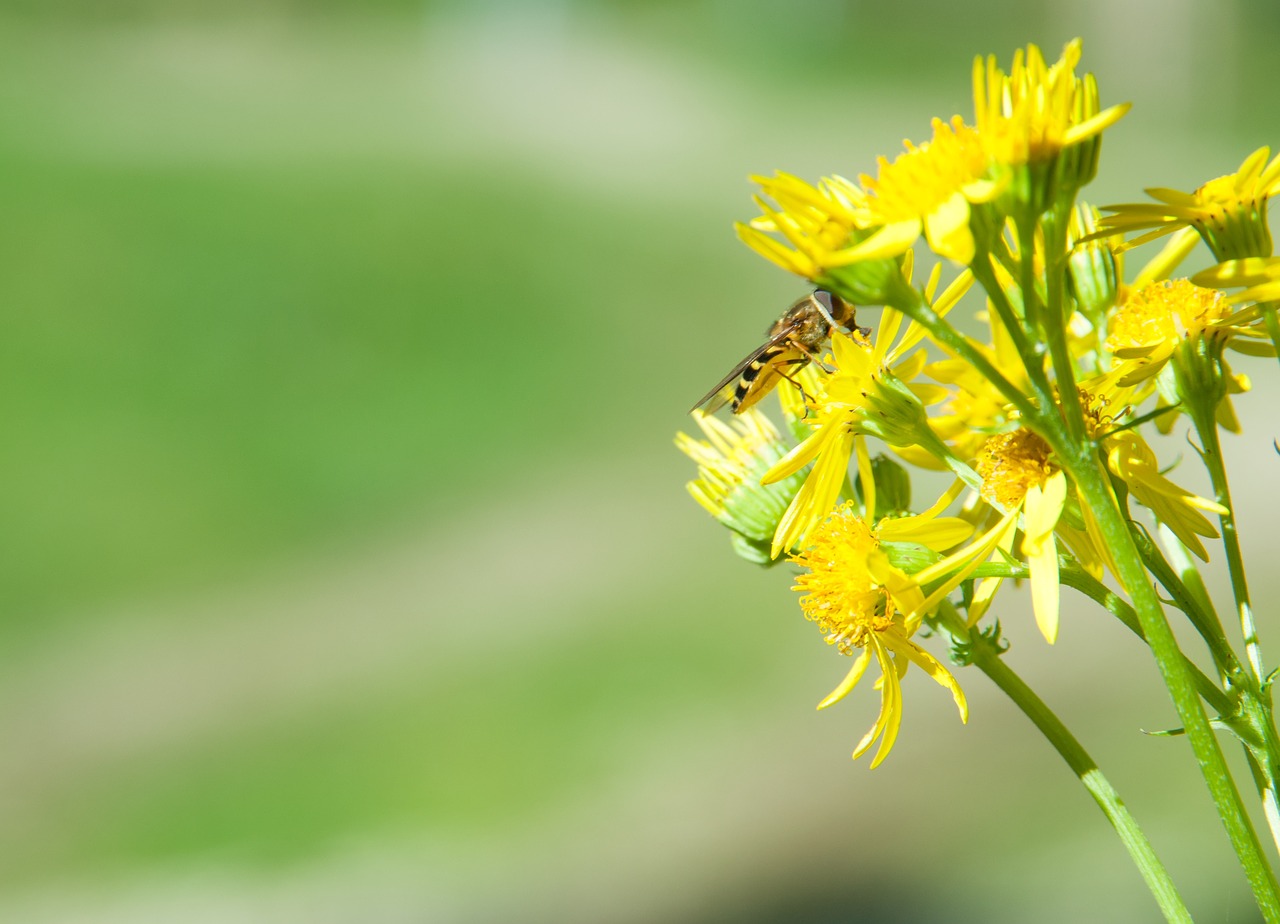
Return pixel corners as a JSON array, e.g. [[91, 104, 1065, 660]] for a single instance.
[[829, 220, 921, 265], [887, 634, 968, 723], [923, 192, 975, 264], [1027, 533, 1061, 643], [865, 551, 927, 621], [855, 435, 876, 521], [818, 648, 871, 710], [968, 518, 1017, 625], [908, 511, 1019, 625], [762, 425, 829, 485], [877, 515, 975, 550], [1022, 471, 1066, 552]]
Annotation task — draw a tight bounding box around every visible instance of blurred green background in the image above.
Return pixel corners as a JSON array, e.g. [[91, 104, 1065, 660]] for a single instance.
[[2, 1, 1280, 921]]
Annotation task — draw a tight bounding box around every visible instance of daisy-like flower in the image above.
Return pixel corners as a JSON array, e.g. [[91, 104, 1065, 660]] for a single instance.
[[1194, 257, 1280, 319], [973, 428, 1068, 643], [790, 500, 971, 767], [761, 299, 948, 558], [972, 40, 1128, 184], [760, 266, 972, 558], [1105, 279, 1265, 386], [1105, 430, 1226, 561], [849, 116, 998, 266], [676, 409, 805, 564], [1099, 146, 1280, 260], [735, 172, 875, 283]]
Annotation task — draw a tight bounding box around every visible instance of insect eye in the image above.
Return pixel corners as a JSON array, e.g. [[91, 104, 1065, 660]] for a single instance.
[[812, 289, 852, 333]]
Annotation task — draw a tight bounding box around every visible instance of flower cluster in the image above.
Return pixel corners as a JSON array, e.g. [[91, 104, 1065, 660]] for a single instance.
[[678, 39, 1277, 775]]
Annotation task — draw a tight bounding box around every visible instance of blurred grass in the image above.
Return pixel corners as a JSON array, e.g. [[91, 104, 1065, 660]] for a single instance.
[[0, 137, 732, 639], [5, 567, 800, 880]]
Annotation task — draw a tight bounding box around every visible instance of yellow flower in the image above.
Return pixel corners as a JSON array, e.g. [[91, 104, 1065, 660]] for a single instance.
[[974, 429, 1068, 643], [790, 501, 970, 767], [736, 172, 868, 280], [676, 409, 805, 563], [1100, 147, 1280, 259], [762, 303, 943, 558], [1194, 257, 1280, 321], [972, 39, 1129, 170], [1105, 431, 1226, 561], [1105, 279, 1261, 385], [851, 116, 997, 266]]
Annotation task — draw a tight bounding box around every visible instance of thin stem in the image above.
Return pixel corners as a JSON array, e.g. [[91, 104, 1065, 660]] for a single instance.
[[968, 559, 1232, 715], [1068, 452, 1280, 919], [1129, 523, 1239, 682], [943, 617, 1192, 922], [1032, 215, 1087, 444], [1194, 413, 1265, 687], [889, 284, 1044, 428], [966, 256, 1059, 420]]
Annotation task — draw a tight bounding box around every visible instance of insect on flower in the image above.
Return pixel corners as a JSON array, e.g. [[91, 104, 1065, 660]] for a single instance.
[[691, 289, 864, 415]]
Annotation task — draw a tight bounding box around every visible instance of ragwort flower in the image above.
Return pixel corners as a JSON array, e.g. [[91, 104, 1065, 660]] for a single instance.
[[973, 39, 1128, 194], [677, 409, 804, 564], [974, 429, 1068, 643], [1105, 279, 1264, 385], [790, 501, 970, 767], [762, 304, 943, 558], [849, 116, 998, 266], [1100, 146, 1280, 259], [736, 172, 867, 281]]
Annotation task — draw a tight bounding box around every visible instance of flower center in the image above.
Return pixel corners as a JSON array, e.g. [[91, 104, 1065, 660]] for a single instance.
[[1107, 279, 1231, 349], [860, 117, 987, 225], [976, 428, 1057, 508], [791, 503, 893, 654]]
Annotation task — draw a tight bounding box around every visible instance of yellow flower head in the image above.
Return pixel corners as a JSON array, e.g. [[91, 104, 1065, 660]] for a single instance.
[[972, 39, 1128, 171], [976, 428, 1057, 509], [792, 504, 889, 654], [852, 116, 996, 266], [975, 429, 1067, 642], [1105, 279, 1250, 385], [1101, 147, 1280, 259], [763, 301, 942, 558], [676, 409, 804, 562], [790, 501, 968, 767], [736, 172, 868, 280]]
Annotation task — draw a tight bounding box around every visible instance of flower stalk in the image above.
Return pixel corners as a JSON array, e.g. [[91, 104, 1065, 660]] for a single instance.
[[938, 610, 1192, 923]]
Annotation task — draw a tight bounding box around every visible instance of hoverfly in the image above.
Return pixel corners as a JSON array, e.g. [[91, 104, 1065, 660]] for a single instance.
[[691, 289, 862, 415]]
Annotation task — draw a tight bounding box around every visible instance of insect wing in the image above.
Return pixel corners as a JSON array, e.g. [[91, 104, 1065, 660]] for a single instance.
[[690, 320, 804, 414], [731, 343, 807, 413]]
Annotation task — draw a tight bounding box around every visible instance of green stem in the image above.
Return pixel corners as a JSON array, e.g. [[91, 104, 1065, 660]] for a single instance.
[[889, 283, 1043, 428], [1193, 413, 1265, 687], [1059, 562, 1234, 716], [1129, 524, 1239, 682], [968, 559, 1232, 716], [1031, 215, 1087, 444], [966, 256, 1059, 420], [950, 619, 1192, 922], [1190, 419, 1280, 856], [1069, 452, 1280, 919]]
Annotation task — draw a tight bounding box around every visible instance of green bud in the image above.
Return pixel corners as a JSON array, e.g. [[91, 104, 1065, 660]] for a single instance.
[[1067, 206, 1118, 328]]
